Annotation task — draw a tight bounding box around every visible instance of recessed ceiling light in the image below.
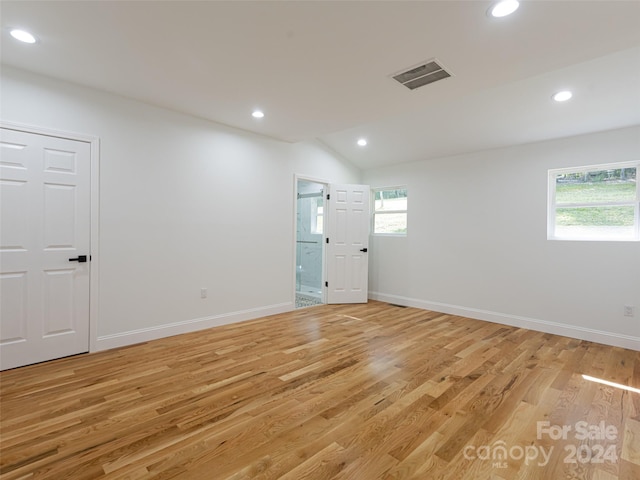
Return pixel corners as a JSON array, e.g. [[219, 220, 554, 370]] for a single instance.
[[251, 110, 264, 119], [552, 91, 573, 102], [489, 0, 520, 18], [357, 138, 367, 147], [10, 28, 37, 44]]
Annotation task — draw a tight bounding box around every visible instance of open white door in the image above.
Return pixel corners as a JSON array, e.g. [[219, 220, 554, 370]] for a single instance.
[[0, 127, 91, 370], [326, 184, 370, 304]]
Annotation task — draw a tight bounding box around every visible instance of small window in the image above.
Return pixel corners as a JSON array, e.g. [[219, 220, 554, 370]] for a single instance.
[[548, 162, 639, 241], [311, 197, 323, 234], [373, 187, 407, 235]]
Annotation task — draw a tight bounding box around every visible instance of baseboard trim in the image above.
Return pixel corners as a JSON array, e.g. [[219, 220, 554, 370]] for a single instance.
[[96, 302, 294, 351], [368, 292, 640, 351]]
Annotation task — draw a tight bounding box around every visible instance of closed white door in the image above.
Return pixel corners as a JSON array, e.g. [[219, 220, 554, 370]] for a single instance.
[[326, 184, 370, 304], [1, 127, 91, 370]]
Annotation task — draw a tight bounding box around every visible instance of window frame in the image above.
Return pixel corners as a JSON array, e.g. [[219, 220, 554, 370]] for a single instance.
[[547, 160, 639, 242], [371, 186, 408, 236]]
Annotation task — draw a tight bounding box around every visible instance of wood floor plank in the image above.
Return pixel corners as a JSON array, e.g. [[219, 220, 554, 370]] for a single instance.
[[1, 301, 638, 479]]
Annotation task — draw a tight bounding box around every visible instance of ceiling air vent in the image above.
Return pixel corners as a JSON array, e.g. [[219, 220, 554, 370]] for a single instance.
[[392, 60, 451, 90]]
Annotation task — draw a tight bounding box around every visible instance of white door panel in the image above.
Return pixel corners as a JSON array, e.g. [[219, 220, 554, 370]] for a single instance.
[[0, 127, 90, 370], [0, 272, 28, 342], [327, 184, 370, 304]]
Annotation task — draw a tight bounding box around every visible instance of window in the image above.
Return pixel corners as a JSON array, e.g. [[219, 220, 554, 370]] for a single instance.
[[548, 161, 639, 241], [373, 187, 407, 235], [311, 196, 323, 234]]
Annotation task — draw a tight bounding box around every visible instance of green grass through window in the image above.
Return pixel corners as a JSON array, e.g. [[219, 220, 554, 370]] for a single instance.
[[556, 206, 634, 226], [555, 181, 635, 204], [555, 180, 636, 227]]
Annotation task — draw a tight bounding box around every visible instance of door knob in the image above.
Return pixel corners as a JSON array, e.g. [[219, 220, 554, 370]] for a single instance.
[[359, 248, 368, 252], [69, 255, 88, 263]]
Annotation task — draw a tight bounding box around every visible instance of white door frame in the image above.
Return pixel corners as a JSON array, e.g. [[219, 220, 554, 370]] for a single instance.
[[293, 174, 329, 306], [1, 120, 100, 353]]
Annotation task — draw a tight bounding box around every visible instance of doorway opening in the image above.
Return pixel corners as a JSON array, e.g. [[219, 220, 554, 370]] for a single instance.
[[295, 178, 326, 308]]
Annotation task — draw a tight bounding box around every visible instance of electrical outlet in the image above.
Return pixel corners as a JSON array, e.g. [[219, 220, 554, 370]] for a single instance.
[[201, 288, 207, 299], [623, 305, 634, 317]]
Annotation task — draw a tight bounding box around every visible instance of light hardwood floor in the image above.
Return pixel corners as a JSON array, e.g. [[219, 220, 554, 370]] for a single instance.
[[1, 301, 639, 479]]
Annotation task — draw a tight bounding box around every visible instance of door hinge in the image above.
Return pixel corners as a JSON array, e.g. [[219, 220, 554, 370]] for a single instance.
[[326, 194, 330, 200], [326, 238, 329, 244], [325, 281, 328, 287]]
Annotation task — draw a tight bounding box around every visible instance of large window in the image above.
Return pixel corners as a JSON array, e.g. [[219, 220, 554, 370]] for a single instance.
[[373, 187, 407, 235], [548, 162, 639, 241]]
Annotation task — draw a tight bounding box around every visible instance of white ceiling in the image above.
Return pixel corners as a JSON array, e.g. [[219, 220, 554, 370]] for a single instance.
[[2, 1, 639, 169]]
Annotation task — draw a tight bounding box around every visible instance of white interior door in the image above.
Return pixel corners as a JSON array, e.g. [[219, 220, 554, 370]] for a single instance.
[[1, 127, 91, 370], [326, 184, 370, 304]]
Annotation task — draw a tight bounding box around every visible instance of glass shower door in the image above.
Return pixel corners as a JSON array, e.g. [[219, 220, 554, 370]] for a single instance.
[[295, 180, 325, 308]]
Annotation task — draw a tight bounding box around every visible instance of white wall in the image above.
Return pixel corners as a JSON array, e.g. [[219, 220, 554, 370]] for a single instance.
[[0, 66, 360, 349], [3, 66, 638, 352], [364, 126, 640, 349]]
